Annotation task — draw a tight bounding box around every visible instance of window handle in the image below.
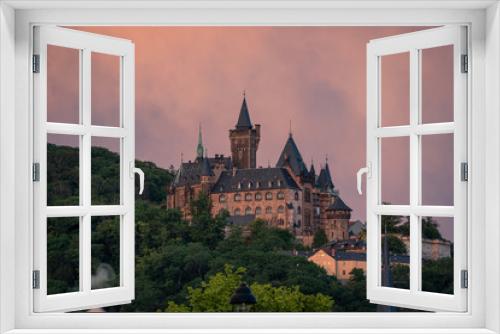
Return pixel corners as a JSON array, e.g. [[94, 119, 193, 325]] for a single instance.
[[356, 163, 371, 195], [130, 162, 145, 195]]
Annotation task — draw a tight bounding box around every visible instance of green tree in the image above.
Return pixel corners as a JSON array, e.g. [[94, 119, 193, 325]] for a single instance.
[[166, 265, 333, 312], [189, 192, 227, 249], [312, 229, 328, 248]]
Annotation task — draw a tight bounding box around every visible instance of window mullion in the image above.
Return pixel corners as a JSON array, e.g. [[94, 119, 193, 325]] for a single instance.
[[81, 48, 92, 293], [409, 48, 421, 293]]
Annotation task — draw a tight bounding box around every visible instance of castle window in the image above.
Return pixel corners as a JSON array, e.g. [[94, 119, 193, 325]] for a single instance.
[[277, 191, 285, 199], [237, 182, 242, 189], [265, 206, 272, 214], [255, 207, 262, 215], [256, 181, 261, 188], [277, 180, 282, 187], [268, 181, 273, 187], [277, 205, 285, 213], [234, 208, 241, 216], [245, 193, 252, 201], [248, 182, 252, 189], [297, 220, 301, 227], [255, 192, 262, 201], [234, 193, 241, 201], [245, 207, 252, 215], [297, 206, 301, 214], [294, 192, 299, 200], [219, 194, 226, 203], [305, 188, 311, 203], [265, 192, 273, 200]]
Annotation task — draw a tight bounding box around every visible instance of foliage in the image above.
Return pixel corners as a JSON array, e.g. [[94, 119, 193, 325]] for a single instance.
[[189, 193, 228, 249], [166, 265, 333, 312], [312, 229, 328, 249]]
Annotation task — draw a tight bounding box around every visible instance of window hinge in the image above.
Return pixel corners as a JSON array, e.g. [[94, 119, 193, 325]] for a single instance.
[[32, 270, 40, 289], [32, 162, 40, 182], [461, 54, 468, 73], [32, 54, 40, 73], [461, 269, 468, 289], [461, 162, 468, 182]]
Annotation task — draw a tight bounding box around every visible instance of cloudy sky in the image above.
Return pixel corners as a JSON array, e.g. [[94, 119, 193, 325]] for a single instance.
[[48, 26, 454, 239]]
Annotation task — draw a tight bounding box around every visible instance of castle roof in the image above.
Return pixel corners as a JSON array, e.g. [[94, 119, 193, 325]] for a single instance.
[[327, 195, 352, 212], [173, 155, 231, 186], [200, 157, 213, 177], [316, 162, 335, 192], [276, 135, 308, 177], [211, 167, 300, 193], [235, 97, 253, 130]]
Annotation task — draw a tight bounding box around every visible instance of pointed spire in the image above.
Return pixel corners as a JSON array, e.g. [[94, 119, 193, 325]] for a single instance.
[[196, 123, 204, 159], [200, 156, 213, 177], [235, 93, 253, 130], [309, 158, 316, 178], [276, 134, 307, 176], [289, 120, 292, 137]]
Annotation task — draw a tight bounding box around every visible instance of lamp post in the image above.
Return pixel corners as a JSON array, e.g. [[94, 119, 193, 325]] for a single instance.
[[230, 282, 256, 312]]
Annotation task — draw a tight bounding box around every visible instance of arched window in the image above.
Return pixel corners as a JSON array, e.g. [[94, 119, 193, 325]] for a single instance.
[[265, 206, 272, 214], [255, 207, 262, 215], [297, 206, 301, 214], [245, 193, 252, 201], [294, 192, 299, 201], [234, 208, 241, 216], [277, 191, 285, 199], [219, 194, 226, 203], [255, 192, 262, 201], [278, 205, 285, 213], [265, 192, 273, 200], [234, 193, 241, 201], [245, 207, 252, 215]]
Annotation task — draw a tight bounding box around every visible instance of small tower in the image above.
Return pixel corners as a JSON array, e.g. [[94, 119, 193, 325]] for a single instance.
[[229, 94, 260, 169], [196, 124, 204, 160]]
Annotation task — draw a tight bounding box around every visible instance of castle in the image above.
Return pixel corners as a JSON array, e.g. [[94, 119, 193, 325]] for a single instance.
[[166, 96, 352, 246]]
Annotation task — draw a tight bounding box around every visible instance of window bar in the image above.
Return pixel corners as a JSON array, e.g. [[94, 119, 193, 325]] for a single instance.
[[409, 48, 421, 293], [81, 48, 92, 293]]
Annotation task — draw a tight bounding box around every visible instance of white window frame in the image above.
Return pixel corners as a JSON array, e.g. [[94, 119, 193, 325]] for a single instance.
[[0, 1, 499, 333], [32, 26, 136, 312], [365, 26, 468, 312]]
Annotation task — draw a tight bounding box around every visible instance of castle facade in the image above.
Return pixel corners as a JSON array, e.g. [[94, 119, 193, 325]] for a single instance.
[[166, 96, 352, 246]]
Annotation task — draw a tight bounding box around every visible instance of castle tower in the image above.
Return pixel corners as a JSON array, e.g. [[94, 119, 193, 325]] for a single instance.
[[229, 95, 260, 169], [196, 124, 204, 160]]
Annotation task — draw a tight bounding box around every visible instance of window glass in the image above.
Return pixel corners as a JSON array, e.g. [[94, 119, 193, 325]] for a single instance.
[[380, 52, 410, 127], [91, 52, 121, 127], [47, 45, 80, 124], [47, 217, 80, 295]]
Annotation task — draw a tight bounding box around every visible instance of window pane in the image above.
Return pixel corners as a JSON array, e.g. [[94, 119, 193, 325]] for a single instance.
[[421, 217, 454, 294], [47, 134, 80, 206], [47, 217, 80, 295], [91, 216, 120, 289], [380, 52, 410, 127], [421, 134, 454, 206], [381, 137, 410, 205], [421, 45, 454, 124], [91, 137, 121, 205], [380, 215, 410, 289], [92, 52, 121, 127], [47, 45, 80, 124]]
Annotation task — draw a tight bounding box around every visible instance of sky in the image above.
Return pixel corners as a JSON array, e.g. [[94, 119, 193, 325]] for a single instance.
[[47, 26, 454, 240]]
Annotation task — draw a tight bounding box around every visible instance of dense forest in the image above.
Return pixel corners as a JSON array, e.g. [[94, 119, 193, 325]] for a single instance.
[[46, 143, 453, 312]]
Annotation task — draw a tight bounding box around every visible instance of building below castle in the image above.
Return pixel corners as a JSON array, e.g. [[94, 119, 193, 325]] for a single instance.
[[166, 95, 352, 246]]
